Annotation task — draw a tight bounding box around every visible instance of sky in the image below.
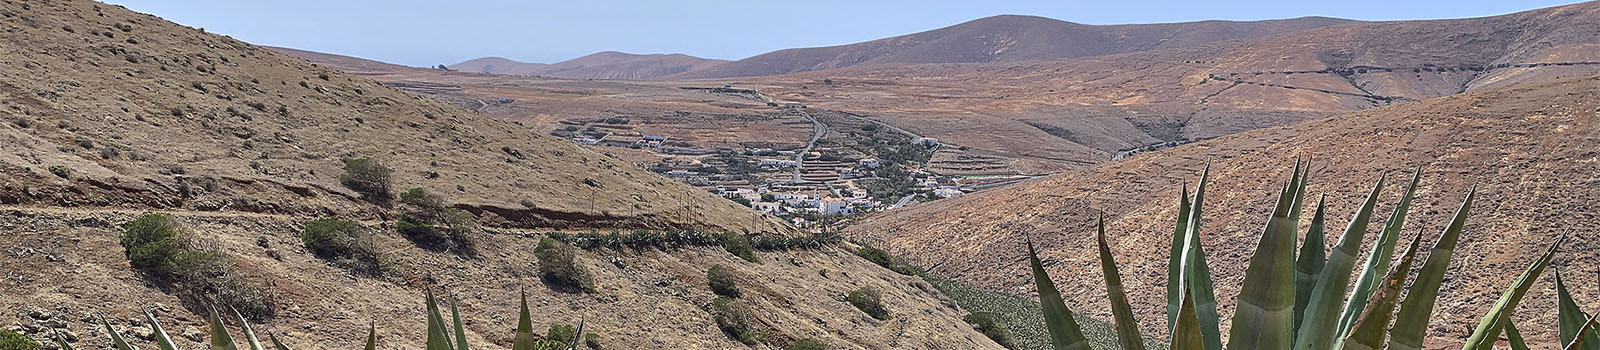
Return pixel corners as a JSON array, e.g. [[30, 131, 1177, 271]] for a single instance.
[[107, 0, 1582, 67]]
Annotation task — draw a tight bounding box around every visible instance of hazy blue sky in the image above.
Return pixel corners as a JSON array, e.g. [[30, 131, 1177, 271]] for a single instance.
[[107, 0, 1580, 67]]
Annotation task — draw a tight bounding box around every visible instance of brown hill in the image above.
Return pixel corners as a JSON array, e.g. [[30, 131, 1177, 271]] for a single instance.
[[742, 2, 1600, 172], [0, 1, 1001, 349], [451, 52, 728, 80], [845, 73, 1600, 346], [449, 56, 549, 75], [674, 15, 1354, 79]]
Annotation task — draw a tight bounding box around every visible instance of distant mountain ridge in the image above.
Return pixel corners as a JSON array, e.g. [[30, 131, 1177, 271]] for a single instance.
[[450, 51, 727, 80], [672, 14, 1357, 79]]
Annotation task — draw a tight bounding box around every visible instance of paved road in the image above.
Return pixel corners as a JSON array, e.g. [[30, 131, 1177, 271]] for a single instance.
[[890, 194, 917, 209], [792, 109, 826, 182]]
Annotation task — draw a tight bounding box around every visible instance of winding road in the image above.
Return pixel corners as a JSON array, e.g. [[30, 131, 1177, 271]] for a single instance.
[[791, 109, 827, 182]]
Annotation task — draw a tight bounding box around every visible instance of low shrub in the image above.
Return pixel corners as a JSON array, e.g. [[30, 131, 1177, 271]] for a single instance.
[[855, 244, 921, 276], [750, 232, 842, 251], [0, 330, 41, 350], [47, 165, 70, 178], [847, 287, 890, 320], [339, 157, 392, 201], [719, 233, 758, 262], [707, 265, 740, 297], [397, 188, 478, 254], [783, 338, 828, 350], [536, 238, 593, 293], [710, 296, 763, 345], [300, 217, 382, 275], [120, 213, 275, 318], [546, 323, 577, 343], [964, 312, 1017, 349]]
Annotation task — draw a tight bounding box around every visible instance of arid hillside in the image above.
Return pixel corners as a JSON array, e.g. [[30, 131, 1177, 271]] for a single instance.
[[0, 0, 790, 233], [0, 1, 1011, 349], [675, 14, 1353, 79], [742, 1, 1600, 172], [451, 52, 728, 80], [846, 74, 1600, 347]]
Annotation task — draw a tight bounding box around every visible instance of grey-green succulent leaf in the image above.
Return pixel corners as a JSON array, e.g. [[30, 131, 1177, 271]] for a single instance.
[[1097, 217, 1147, 350], [230, 307, 265, 350], [1389, 188, 1475, 350], [513, 290, 537, 350], [364, 323, 378, 350], [142, 308, 178, 350], [1293, 194, 1328, 337], [1027, 238, 1090, 350], [53, 329, 77, 350], [1337, 169, 1421, 337], [1461, 233, 1564, 350], [101, 314, 138, 350], [1225, 170, 1305, 350], [451, 298, 470, 350], [1293, 174, 1386, 350], [1339, 233, 1423, 350], [1177, 165, 1223, 350], [1556, 269, 1600, 350], [207, 306, 238, 350], [268, 333, 292, 350], [1567, 312, 1600, 350], [1506, 317, 1532, 350], [1166, 184, 1193, 332], [1172, 286, 1205, 350]]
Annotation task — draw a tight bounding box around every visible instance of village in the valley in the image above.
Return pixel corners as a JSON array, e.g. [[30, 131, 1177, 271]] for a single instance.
[[547, 103, 980, 228]]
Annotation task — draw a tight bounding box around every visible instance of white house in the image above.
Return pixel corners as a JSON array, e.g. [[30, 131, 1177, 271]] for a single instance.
[[933, 188, 964, 198], [820, 198, 852, 215], [751, 202, 781, 213], [858, 158, 881, 168]]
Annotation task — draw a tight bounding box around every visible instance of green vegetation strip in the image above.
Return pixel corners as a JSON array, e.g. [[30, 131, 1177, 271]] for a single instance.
[[922, 274, 1168, 350]]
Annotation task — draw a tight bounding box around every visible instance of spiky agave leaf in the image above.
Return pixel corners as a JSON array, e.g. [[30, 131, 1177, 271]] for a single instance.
[[513, 290, 537, 350], [450, 298, 470, 350], [141, 308, 178, 350], [425, 290, 454, 350], [1292, 194, 1328, 337], [230, 307, 266, 350], [1461, 233, 1565, 350], [1026, 238, 1090, 350], [1338, 233, 1423, 350], [1226, 169, 1306, 350], [1294, 174, 1386, 350], [1556, 269, 1600, 350], [52, 329, 76, 350], [1567, 312, 1600, 350], [1505, 317, 1532, 350], [1095, 217, 1145, 350], [99, 314, 137, 350], [565, 317, 585, 350], [364, 323, 378, 350], [207, 306, 238, 350], [1388, 188, 1476, 350], [1166, 184, 1193, 332], [1171, 286, 1204, 350], [1177, 165, 1223, 350], [1337, 169, 1421, 337], [268, 333, 292, 350]]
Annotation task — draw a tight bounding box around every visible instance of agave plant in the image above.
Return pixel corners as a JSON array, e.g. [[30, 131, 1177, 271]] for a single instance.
[[87, 289, 584, 350], [1024, 160, 1586, 350]]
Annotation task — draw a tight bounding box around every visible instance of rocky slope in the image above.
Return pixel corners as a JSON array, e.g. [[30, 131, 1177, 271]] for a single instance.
[[0, 0, 999, 349], [0, 0, 785, 233], [847, 74, 1600, 347]]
